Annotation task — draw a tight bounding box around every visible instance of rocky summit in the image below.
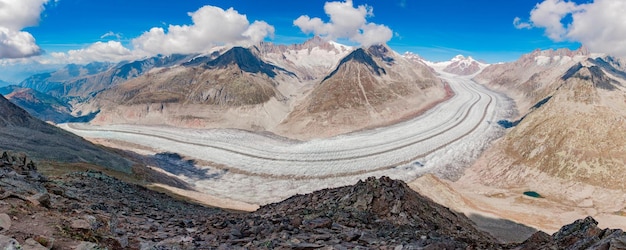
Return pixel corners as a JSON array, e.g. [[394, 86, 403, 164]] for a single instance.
[[1, 152, 625, 249]]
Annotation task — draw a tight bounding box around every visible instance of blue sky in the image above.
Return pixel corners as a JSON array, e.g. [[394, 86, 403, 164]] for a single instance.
[[3, 0, 624, 82], [27, 0, 582, 62]]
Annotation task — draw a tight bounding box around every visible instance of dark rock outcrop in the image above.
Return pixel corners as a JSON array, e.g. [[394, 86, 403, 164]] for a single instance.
[[514, 216, 626, 250], [2, 156, 625, 249]]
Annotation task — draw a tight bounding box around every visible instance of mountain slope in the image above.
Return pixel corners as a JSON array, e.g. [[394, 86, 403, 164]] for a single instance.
[[0, 94, 131, 172], [258, 36, 354, 81], [278, 45, 448, 139], [474, 47, 589, 114], [20, 62, 113, 98], [0, 85, 79, 123], [94, 47, 287, 106], [20, 55, 193, 101], [461, 55, 626, 215], [81, 46, 296, 130], [3, 162, 624, 249]]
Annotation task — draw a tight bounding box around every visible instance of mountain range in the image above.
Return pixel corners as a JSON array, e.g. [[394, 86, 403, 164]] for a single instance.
[[2, 36, 626, 248], [5, 37, 447, 139]]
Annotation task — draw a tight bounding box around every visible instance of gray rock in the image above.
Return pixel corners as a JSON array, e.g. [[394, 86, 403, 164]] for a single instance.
[[0, 235, 21, 250], [74, 241, 100, 250], [0, 213, 11, 231]]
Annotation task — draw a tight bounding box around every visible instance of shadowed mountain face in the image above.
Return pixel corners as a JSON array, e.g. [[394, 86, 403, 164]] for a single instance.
[[0, 94, 131, 172], [203, 47, 283, 78], [323, 48, 385, 82], [562, 63, 619, 91]]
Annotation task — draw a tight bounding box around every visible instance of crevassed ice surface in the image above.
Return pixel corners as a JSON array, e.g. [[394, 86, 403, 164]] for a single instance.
[[60, 71, 513, 204]]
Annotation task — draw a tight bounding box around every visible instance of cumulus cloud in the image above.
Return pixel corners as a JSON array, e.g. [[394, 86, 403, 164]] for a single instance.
[[294, 0, 393, 47], [515, 0, 626, 56], [0, 0, 49, 59], [132, 5, 274, 56], [48, 5, 275, 63], [52, 41, 133, 64], [0, 27, 42, 58]]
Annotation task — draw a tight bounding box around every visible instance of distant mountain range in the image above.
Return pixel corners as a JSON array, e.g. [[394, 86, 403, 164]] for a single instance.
[[3, 37, 450, 139]]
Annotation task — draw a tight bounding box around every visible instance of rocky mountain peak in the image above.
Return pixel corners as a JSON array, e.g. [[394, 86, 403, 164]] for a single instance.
[[301, 35, 327, 47], [203, 46, 282, 78], [257, 176, 497, 247], [562, 62, 618, 91], [402, 51, 422, 61], [367, 44, 395, 65], [443, 54, 484, 75], [323, 48, 385, 82], [452, 54, 468, 61]]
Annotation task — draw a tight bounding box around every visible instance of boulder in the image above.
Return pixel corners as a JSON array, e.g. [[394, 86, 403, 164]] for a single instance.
[[0, 235, 21, 250], [0, 213, 10, 231]]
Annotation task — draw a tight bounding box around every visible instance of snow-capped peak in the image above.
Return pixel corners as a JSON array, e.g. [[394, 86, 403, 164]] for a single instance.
[[329, 40, 352, 52], [451, 55, 467, 62], [450, 55, 480, 64], [403, 52, 423, 61]]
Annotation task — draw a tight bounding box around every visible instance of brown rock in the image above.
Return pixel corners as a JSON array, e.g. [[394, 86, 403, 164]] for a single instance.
[[27, 193, 50, 208], [70, 219, 91, 230], [23, 238, 48, 250]]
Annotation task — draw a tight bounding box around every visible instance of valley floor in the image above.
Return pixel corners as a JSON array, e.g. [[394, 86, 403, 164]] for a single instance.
[[60, 72, 510, 207]]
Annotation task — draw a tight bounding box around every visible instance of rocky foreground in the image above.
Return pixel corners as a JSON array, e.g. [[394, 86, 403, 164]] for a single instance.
[[0, 152, 625, 249]]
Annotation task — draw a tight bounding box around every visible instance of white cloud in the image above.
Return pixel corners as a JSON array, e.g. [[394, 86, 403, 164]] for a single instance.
[[0, 27, 42, 59], [132, 5, 274, 56], [37, 5, 275, 64], [52, 41, 133, 64], [100, 31, 122, 40], [0, 0, 49, 59], [513, 17, 531, 29], [294, 0, 393, 47], [516, 0, 626, 57]]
